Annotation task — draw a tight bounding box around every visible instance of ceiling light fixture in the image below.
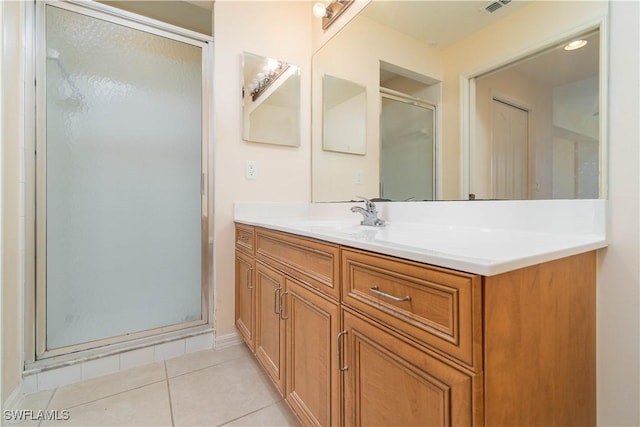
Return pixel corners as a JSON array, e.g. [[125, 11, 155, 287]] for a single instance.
[[564, 39, 588, 51], [313, 2, 328, 18], [313, 0, 354, 30], [247, 60, 290, 102]]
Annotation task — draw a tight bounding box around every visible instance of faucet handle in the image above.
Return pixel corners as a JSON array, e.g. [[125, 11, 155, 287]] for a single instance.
[[356, 196, 376, 211]]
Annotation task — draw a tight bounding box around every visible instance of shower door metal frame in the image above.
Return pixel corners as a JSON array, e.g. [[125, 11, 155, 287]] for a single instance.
[[31, 0, 214, 361]]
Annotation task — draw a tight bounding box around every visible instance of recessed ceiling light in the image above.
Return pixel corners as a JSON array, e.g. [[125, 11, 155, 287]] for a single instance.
[[564, 39, 588, 51]]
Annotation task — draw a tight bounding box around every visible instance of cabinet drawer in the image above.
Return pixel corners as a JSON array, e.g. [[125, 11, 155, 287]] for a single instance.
[[235, 223, 255, 254], [255, 228, 340, 300], [342, 248, 482, 370]]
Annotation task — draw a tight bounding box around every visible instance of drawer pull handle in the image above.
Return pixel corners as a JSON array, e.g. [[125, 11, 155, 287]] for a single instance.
[[246, 267, 253, 290], [337, 330, 348, 372], [274, 287, 282, 315], [369, 286, 411, 302], [279, 291, 289, 320]]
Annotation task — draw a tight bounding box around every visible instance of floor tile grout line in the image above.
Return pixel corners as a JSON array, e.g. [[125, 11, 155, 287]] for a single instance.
[[214, 400, 286, 427], [164, 362, 176, 427], [166, 353, 253, 381], [38, 388, 58, 427], [54, 378, 168, 411]]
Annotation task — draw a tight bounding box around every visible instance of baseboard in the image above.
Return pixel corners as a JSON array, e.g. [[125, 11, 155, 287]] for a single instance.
[[214, 331, 242, 349], [3, 382, 24, 412], [20, 329, 215, 393]]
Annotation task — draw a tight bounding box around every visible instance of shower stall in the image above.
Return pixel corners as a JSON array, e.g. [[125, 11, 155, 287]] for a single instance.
[[31, 1, 213, 362]]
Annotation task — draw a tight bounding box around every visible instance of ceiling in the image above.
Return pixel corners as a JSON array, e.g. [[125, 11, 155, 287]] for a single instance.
[[99, 0, 214, 35], [361, 0, 527, 48], [507, 30, 600, 88], [183, 0, 214, 12], [362, 1, 599, 90]]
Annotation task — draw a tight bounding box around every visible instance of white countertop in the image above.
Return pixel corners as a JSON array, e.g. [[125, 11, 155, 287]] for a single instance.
[[234, 200, 608, 276]]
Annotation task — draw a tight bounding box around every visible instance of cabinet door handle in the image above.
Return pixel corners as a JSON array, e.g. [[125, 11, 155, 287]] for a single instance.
[[369, 286, 411, 302], [274, 287, 282, 315], [246, 267, 253, 290], [279, 291, 289, 320], [337, 330, 348, 372]]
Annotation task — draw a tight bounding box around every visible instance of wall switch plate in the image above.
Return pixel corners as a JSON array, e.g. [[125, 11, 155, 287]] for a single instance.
[[355, 169, 363, 185], [246, 160, 257, 180]]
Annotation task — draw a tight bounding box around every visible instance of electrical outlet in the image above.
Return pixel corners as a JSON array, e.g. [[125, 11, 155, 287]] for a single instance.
[[246, 160, 257, 180], [355, 170, 363, 185]]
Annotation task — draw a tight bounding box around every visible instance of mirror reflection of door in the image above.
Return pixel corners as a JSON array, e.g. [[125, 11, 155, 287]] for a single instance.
[[491, 98, 529, 199], [472, 29, 600, 200], [380, 93, 436, 201]]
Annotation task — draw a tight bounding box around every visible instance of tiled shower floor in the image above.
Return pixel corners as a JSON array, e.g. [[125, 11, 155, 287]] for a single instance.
[[7, 344, 301, 426]]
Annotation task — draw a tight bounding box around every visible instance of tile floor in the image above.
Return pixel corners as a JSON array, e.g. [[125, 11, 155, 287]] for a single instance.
[[7, 344, 301, 427]]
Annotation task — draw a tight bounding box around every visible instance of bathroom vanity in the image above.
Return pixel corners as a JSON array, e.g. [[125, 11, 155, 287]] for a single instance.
[[234, 201, 606, 426]]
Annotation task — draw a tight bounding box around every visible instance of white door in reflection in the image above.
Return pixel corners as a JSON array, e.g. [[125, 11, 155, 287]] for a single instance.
[[491, 99, 529, 199], [380, 94, 436, 201], [40, 4, 208, 355]]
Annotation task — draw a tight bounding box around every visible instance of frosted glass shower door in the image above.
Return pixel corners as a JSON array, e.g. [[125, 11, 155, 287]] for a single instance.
[[40, 4, 207, 354], [380, 95, 436, 201]]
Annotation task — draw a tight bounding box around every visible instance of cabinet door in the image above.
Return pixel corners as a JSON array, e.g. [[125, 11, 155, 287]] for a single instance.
[[235, 251, 255, 350], [255, 261, 286, 395], [285, 278, 341, 427], [342, 309, 480, 427]]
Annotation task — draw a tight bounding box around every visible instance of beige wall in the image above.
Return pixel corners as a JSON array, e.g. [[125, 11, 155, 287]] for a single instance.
[[212, 1, 312, 337], [0, 0, 4, 406], [598, 1, 639, 424], [1, 0, 25, 404]]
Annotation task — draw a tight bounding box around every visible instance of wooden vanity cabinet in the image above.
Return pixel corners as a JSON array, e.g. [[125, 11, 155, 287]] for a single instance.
[[341, 248, 483, 426], [254, 260, 287, 394], [341, 248, 596, 427], [482, 251, 596, 426], [245, 226, 342, 426], [235, 224, 596, 427], [234, 224, 255, 350], [285, 277, 341, 427]]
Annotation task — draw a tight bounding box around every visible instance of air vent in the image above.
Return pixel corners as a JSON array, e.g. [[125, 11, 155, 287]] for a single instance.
[[482, 0, 512, 14]]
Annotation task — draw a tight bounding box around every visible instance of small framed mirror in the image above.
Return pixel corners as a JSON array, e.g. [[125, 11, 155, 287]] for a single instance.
[[322, 74, 367, 155], [242, 51, 300, 147]]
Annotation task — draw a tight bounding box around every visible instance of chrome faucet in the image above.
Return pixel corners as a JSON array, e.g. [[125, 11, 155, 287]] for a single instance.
[[350, 196, 386, 227]]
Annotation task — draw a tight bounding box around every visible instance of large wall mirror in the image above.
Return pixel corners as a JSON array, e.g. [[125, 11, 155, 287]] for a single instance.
[[311, 1, 608, 202], [242, 52, 301, 147]]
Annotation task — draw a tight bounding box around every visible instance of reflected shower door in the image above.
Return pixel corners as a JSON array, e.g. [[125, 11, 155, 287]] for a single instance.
[[380, 95, 435, 201], [39, 4, 207, 356]]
